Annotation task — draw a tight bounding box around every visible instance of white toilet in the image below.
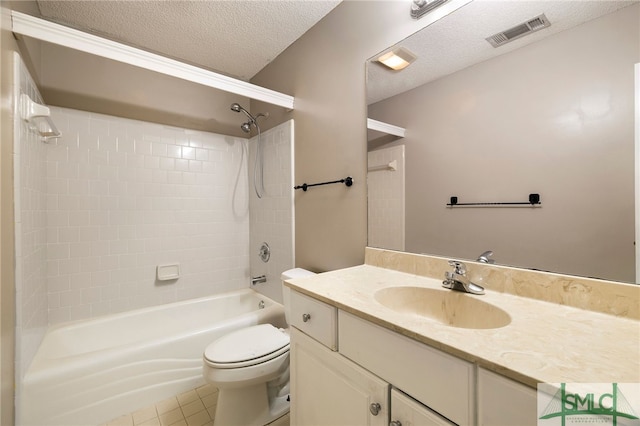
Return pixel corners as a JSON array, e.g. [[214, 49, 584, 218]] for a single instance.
[[202, 268, 315, 426]]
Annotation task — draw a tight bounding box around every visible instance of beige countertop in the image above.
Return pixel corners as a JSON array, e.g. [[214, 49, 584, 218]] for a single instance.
[[286, 264, 640, 388]]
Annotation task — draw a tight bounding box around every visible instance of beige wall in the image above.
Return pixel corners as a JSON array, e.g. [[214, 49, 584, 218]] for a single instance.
[[28, 42, 252, 138], [250, 0, 460, 272], [368, 6, 639, 283]]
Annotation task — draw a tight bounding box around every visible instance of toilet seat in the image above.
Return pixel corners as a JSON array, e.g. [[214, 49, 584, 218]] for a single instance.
[[204, 324, 290, 369]]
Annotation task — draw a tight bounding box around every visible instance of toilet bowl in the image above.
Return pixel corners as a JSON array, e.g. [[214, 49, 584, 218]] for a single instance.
[[202, 268, 315, 426]]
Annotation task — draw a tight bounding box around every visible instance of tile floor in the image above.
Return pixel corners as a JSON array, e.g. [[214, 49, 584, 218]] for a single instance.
[[100, 384, 290, 426]]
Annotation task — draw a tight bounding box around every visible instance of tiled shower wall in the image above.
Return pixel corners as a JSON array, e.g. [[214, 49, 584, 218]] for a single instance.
[[249, 121, 294, 303], [15, 75, 294, 395], [14, 53, 49, 388], [45, 107, 250, 324]]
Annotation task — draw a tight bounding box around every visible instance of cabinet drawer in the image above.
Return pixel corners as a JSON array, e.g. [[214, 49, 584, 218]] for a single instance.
[[391, 388, 455, 426], [290, 290, 337, 350], [339, 310, 474, 425]]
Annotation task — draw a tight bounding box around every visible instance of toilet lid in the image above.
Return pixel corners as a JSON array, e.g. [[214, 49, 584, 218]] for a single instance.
[[204, 324, 290, 365]]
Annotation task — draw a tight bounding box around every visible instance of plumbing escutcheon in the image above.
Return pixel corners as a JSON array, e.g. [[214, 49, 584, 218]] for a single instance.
[[259, 242, 270, 262]]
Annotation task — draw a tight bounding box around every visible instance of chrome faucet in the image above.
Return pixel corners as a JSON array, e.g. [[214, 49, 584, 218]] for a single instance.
[[251, 275, 267, 286], [442, 260, 485, 295], [476, 250, 495, 264]]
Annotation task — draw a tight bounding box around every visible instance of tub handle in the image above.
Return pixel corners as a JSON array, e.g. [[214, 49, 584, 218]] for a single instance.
[[302, 313, 311, 323]]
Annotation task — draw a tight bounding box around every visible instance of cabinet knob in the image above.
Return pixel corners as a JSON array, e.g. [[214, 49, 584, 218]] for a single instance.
[[369, 402, 381, 416], [302, 313, 311, 322], [390, 421, 402, 426]]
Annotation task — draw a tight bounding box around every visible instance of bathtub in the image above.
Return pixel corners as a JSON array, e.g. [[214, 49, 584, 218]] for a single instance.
[[20, 289, 286, 426]]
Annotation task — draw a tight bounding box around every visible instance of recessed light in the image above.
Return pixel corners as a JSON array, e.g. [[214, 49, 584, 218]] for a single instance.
[[377, 47, 417, 71]]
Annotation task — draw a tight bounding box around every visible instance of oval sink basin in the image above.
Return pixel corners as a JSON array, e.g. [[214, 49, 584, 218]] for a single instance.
[[374, 287, 511, 330]]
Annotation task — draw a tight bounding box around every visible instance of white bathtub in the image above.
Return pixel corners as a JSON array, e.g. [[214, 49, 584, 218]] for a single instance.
[[20, 289, 286, 426]]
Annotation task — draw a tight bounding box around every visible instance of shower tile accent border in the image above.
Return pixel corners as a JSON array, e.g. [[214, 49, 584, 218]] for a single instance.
[[365, 247, 639, 319]]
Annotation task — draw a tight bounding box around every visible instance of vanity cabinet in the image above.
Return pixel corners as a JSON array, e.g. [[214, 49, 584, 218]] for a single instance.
[[338, 310, 470, 425], [289, 289, 537, 426], [290, 327, 389, 425]]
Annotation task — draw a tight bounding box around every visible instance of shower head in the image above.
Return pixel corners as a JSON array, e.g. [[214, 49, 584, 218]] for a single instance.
[[240, 122, 252, 133], [230, 102, 268, 133], [230, 102, 254, 121]]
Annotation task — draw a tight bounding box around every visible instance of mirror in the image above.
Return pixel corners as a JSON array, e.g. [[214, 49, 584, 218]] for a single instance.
[[366, 0, 639, 283]]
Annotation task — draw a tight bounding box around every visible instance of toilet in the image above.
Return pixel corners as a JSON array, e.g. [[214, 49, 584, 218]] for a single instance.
[[202, 268, 315, 426]]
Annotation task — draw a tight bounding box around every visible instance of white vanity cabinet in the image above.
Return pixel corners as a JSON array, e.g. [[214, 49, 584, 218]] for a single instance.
[[289, 290, 456, 425], [289, 289, 538, 426], [290, 327, 389, 425], [289, 291, 388, 425], [338, 310, 469, 425]]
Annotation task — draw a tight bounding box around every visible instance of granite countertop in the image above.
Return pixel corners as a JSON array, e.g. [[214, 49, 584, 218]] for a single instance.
[[286, 264, 640, 388]]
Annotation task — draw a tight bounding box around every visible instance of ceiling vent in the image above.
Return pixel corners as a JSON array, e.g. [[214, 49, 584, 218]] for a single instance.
[[486, 14, 551, 48]]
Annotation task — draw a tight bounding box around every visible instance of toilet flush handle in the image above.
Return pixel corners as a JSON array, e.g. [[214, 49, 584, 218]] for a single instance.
[[302, 313, 311, 322]]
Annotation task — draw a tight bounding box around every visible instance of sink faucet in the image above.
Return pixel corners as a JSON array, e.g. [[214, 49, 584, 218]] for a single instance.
[[442, 261, 485, 295], [476, 250, 495, 264]]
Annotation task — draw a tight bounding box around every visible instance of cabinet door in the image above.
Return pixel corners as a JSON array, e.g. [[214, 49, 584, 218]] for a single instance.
[[390, 388, 456, 426], [339, 310, 475, 425], [478, 367, 537, 426], [290, 327, 389, 426]]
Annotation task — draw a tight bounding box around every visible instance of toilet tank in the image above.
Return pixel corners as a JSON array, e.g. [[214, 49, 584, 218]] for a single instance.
[[281, 268, 316, 325]]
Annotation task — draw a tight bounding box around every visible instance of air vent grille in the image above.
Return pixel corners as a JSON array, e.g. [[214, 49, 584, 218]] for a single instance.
[[486, 14, 551, 48], [527, 17, 547, 30]]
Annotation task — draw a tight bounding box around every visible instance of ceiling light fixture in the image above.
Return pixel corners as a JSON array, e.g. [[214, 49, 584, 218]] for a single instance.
[[377, 47, 417, 71], [411, 0, 450, 19]]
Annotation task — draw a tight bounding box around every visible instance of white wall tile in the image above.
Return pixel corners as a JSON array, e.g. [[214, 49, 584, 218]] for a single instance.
[[249, 121, 295, 303], [13, 52, 49, 389], [46, 107, 250, 323]]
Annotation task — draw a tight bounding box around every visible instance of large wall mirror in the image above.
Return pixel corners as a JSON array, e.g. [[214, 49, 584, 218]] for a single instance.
[[366, 0, 639, 284]]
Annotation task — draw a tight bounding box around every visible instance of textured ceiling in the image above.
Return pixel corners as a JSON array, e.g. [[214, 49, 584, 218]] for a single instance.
[[36, 0, 341, 81], [367, 0, 638, 105]]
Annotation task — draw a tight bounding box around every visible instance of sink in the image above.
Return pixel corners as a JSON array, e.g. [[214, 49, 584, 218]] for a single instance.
[[374, 286, 511, 329]]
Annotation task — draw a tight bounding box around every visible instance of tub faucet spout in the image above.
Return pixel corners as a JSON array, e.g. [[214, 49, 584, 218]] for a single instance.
[[251, 275, 267, 286]]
